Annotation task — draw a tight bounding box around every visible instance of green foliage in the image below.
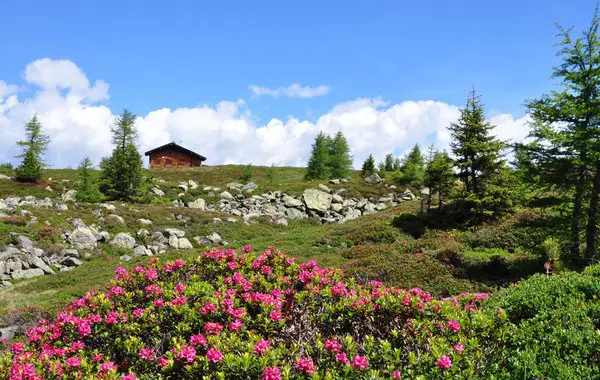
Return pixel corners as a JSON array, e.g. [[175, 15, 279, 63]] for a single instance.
[[524, 9, 600, 264], [383, 153, 394, 171], [361, 154, 376, 177], [306, 131, 352, 180], [305, 132, 332, 180], [15, 116, 50, 183], [489, 272, 600, 378], [582, 262, 600, 277], [99, 109, 143, 201], [0, 163, 13, 171], [75, 157, 104, 203], [398, 144, 425, 185], [241, 163, 254, 182], [328, 131, 353, 179], [424, 150, 455, 208]]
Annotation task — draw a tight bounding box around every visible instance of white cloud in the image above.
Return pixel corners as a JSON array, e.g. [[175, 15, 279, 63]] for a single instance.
[[0, 59, 530, 170], [249, 83, 331, 98]]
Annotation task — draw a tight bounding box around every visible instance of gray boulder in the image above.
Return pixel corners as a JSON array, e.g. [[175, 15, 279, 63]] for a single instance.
[[12, 268, 45, 280], [62, 189, 77, 202], [364, 173, 383, 184], [60, 257, 83, 267], [318, 184, 331, 193], [219, 191, 234, 200], [242, 181, 258, 192], [68, 226, 98, 250], [302, 189, 333, 213], [286, 208, 306, 220], [106, 214, 125, 225], [132, 245, 152, 257], [137, 218, 153, 225], [151, 187, 165, 197], [28, 256, 54, 274], [329, 178, 340, 185], [109, 233, 136, 249], [187, 198, 206, 210], [282, 195, 303, 208], [164, 228, 185, 238], [177, 238, 193, 249], [16, 235, 34, 249]]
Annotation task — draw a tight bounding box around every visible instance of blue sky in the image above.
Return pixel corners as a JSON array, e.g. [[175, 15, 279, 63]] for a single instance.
[[0, 1, 595, 167]]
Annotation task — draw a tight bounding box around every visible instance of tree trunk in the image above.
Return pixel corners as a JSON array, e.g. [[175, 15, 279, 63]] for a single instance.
[[570, 164, 587, 264], [439, 192, 442, 208], [426, 191, 432, 213], [585, 163, 600, 263]]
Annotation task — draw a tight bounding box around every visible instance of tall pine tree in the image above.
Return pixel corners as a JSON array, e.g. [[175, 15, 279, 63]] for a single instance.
[[305, 132, 332, 180], [384, 153, 394, 172], [525, 9, 600, 264], [328, 131, 353, 179], [424, 149, 455, 211], [15, 116, 50, 183], [400, 144, 425, 185], [100, 109, 143, 201]]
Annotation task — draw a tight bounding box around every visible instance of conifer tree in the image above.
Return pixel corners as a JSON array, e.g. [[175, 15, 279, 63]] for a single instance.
[[384, 153, 394, 172], [361, 154, 376, 177], [328, 131, 353, 179], [75, 157, 103, 203], [424, 150, 455, 211], [15, 116, 50, 183], [400, 144, 425, 185], [305, 132, 331, 180], [449, 89, 505, 195], [393, 157, 402, 171], [525, 9, 600, 264], [100, 109, 143, 201]]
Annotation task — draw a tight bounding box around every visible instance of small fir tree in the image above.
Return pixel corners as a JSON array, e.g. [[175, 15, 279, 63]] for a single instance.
[[99, 109, 143, 201], [361, 154, 376, 177], [15, 116, 50, 183], [75, 157, 103, 203], [384, 153, 394, 172], [400, 144, 425, 185]]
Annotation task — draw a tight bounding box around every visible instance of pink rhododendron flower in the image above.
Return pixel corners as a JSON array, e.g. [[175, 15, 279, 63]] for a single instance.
[[453, 343, 465, 353], [174, 283, 186, 295], [153, 299, 165, 307], [121, 375, 137, 380], [269, 310, 282, 322], [170, 296, 187, 307], [204, 322, 223, 335], [115, 267, 128, 276], [206, 347, 223, 363], [190, 334, 207, 346], [352, 355, 369, 370], [132, 308, 145, 318], [65, 357, 81, 367], [437, 355, 452, 369], [200, 302, 217, 315], [11, 342, 26, 354], [447, 320, 460, 333], [295, 357, 316, 374], [145, 269, 158, 281], [173, 259, 185, 269], [324, 339, 342, 353], [157, 357, 170, 367], [99, 361, 118, 372], [177, 346, 196, 363], [139, 348, 155, 361], [254, 339, 270, 355], [335, 352, 350, 365], [262, 366, 281, 380], [393, 370, 401, 378], [242, 245, 252, 252], [229, 319, 244, 331], [228, 261, 238, 270], [134, 266, 145, 274]]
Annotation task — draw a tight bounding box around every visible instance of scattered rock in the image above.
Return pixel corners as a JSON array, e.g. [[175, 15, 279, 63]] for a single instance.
[[137, 218, 153, 225], [151, 187, 165, 197], [303, 189, 333, 213], [242, 181, 258, 192], [318, 184, 331, 193], [28, 256, 54, 274], [12, 268, 45, 280], [187, 198, 206, 210], [164, 228, 185, 238], [60, 257, 82, 267], [109, 233, 136, 249], [132, 246, 152, 257], [219, 191, 234, 200], [99, 203, 116, 211], [364, 173, 383, 184], [329, 178, 340, 185], [68, 226, 97, 250], [177, 238, 193, 250], [61, 189, 77, 202], [106, 214, 125, 225]]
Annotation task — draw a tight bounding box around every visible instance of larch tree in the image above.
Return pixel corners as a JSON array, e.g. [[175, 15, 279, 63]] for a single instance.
[[15, 115, 50, 183], [525, 9, 600, 264], [328, 131, 353, 179], [305, 132, 332, 180], [100, 109, 143, 201]]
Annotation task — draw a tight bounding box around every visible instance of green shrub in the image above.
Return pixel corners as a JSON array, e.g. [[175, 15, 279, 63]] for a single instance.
[[241, 163, 253, 182], [489, 273, 600, 378], [583, 263, 600, 277]]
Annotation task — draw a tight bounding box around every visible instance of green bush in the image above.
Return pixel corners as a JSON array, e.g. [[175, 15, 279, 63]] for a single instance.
[[488, 273, 600, 378], [583, 263, 600, 277], [241, 163, 254, 182]]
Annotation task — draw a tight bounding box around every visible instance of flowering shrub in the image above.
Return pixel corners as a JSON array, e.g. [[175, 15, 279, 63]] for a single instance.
[[0, 247, 508, 379]]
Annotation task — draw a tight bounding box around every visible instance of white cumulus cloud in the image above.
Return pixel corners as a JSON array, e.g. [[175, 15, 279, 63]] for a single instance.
[[249, 83, 331, 98], [0, 59, 530, 170]]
